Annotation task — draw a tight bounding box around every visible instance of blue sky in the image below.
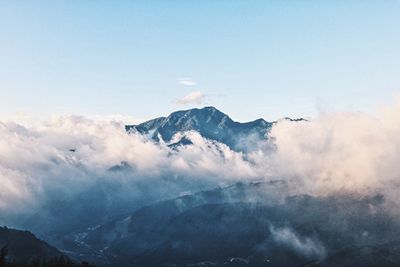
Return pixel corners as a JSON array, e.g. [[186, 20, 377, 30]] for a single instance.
[[1, 1, 400, 121]]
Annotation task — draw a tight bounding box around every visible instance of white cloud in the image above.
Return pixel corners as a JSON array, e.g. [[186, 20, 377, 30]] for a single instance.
[[175, 91, 206, 105], [178, 78, 196, 86], [3, 97, 400, 228], [0, 114, 257, 222]]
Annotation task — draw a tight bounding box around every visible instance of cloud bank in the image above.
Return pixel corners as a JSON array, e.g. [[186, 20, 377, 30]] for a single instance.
[[0, 115, 255, 221], [2, 99, 400, 226], [267, 101, 400, 199]]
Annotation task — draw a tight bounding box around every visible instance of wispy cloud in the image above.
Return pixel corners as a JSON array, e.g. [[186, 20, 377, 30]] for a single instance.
[[269, 225, 326, 260], [178, 78, 197, 86], [175, 91, 206, 106]]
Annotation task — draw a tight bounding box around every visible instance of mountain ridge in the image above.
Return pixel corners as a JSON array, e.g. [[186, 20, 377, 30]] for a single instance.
[[125, 106, 304, 152], [61, 182, 399, 267], [0, 226, 63, 263]]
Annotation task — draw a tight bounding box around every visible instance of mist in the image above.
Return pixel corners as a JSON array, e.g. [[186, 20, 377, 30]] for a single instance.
[[269, 225, 326, 260]]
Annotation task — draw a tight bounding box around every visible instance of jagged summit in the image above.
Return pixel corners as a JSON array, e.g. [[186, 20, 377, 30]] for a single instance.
[[125, 106, 272, 152]]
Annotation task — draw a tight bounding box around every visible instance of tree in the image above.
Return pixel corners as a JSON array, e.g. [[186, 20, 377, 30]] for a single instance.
[[0, 246, 8, 267]]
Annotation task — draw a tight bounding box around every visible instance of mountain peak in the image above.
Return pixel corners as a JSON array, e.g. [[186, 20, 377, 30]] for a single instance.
[[167, 106, 228, 120], [126, 106, 272, 152], [200, 106, 222, 113]]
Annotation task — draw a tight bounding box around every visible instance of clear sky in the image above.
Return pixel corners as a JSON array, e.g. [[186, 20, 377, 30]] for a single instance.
[[1, 1, 400, 122]]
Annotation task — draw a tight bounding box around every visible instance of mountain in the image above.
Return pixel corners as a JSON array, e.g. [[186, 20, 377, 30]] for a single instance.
[[60, 182, 400, 267], [0, 226, 63, 264], [0, 227, 98, 267], [125, 107, 273, 152], [57, 181, 289, 265]]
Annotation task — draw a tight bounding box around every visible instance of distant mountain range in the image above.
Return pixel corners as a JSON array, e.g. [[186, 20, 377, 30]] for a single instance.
[[59, 182, 400, 267], [125, 106, 304, 152]]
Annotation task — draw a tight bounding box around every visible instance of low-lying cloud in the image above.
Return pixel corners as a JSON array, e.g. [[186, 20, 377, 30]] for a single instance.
[[266, 101, 400, 199], [0, 115, 256, 222], [269, 225, 326, 260], [2, 98, 400, 227]]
